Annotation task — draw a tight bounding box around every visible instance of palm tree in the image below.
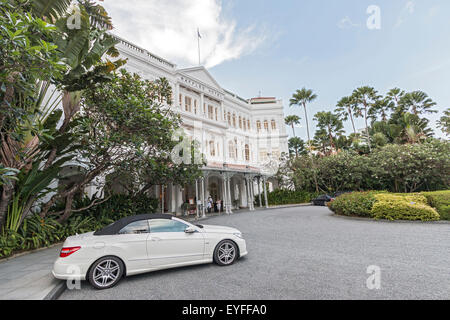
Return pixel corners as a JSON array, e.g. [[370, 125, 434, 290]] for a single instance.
[[290, 88, 317, 148], [335, 96, 357, 134], [351, 86, 379, 152], [399, 113, 433, 144], [437, 108, 450, 137], [398, 91, 438, 116], [369, 97, 392, 122], [386, 88, 405, 108], [313, 111, 344, 152], [285, 115, 301, 137], [288, 137, 306, 158]]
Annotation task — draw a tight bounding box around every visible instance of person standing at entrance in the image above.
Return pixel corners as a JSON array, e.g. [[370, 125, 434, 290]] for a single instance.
[[216, 199, 222, 213], [207, 196, 213, 213]]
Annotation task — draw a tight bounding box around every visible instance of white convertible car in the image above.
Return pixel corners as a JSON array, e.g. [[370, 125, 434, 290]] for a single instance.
[[52, 214, 247, 289]]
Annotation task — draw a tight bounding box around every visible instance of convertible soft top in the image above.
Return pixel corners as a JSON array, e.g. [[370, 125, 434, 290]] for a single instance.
[[94, 214, 172, 236]]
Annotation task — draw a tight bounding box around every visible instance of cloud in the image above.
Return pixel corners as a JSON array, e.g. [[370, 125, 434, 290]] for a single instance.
[[395, 1, 415, 28], [102, 0, 267, 68], [337, 16, 360, 29]]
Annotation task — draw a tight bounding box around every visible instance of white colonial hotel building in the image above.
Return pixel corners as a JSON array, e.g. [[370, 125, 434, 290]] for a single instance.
[[110, 35, 289, 217]]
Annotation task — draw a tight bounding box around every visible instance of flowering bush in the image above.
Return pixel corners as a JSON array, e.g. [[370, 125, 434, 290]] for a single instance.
[[290, 140, 449, 193]]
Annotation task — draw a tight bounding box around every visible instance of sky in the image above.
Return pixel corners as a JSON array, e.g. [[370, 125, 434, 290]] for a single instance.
[[102, 0, 450, 139]]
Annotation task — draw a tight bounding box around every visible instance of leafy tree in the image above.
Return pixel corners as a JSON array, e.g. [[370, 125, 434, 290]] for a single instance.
[[0, 0, 124, 231], [284, 115, 301, 137], [289, 88, 317, 148], [437, 108, 450, 137], [351, 86, 380, 151], [39, 70, 202, 222], [288, 137, 306, 158], [0, 0, 67, 229], [335, 96, 357, 134], [398, 91, 437, 116], [313, 111, 344, 153]]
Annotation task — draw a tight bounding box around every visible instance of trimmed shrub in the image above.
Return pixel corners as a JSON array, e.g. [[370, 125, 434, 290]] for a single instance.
[[0, 194, 158, 259], [258, 189, 318, 206], [376, 193, 428, 205], [328, 192, 377, 217], [423, 190, 450, 220], [372, 194, 439, 221]]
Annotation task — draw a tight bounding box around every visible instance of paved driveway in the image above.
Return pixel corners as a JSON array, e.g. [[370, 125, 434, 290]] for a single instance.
[[60, 206, 450, 300]]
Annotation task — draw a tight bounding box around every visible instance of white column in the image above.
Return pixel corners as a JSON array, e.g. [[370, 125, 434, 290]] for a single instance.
[[175, 83, 181, 108], [201, 177, 206, 218], [200, 93, 205, 118], [250, 178, 255, 211], [176, 186, 183, 215], [195, 179, 199, 218], [245, 178, 251, 210], [257, 177, 262, 207], [263, 177, 269, 208], [221, 176, 227, 214], [227, 176, 233, 214]]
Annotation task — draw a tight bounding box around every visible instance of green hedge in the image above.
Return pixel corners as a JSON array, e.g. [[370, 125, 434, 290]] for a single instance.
[[372, 194, 439, 221], [328, 192, 377, 217], [328, 190, 448, 221], [0, 194, 158, 259], [423, 191, 450, 220], [258, 189, 319, 206]]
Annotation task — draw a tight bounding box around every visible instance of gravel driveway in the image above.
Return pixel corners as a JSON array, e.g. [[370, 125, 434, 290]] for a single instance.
[[59, 206, 450, 300]]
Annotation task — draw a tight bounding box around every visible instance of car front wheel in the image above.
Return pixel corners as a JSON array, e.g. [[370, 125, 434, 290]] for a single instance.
[[88, 256, 124, 290], [214, 240, 238, 266]]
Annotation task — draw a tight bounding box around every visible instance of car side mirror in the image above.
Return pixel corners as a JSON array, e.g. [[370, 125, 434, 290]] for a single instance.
[[185, 226, 196, 234]]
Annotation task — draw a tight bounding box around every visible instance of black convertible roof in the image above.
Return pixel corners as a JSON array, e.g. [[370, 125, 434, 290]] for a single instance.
[[94, 214, 173, 236]]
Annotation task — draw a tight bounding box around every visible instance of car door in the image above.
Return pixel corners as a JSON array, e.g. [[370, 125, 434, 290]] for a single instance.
[[147, 219, 205, 268], [112, 220, 150, 272]]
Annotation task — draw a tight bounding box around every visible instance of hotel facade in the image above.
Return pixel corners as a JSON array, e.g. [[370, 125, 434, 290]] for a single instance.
[[108, 35, 289, 217]]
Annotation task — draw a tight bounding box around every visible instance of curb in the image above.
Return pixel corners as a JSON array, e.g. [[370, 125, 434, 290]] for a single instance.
[[44, 280, 66, 300], [0, 242, 63, 264], [330, 212, 450, 224]]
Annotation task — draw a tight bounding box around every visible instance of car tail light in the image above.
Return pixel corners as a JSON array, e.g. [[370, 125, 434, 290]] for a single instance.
[[60, 246, 81, 258]]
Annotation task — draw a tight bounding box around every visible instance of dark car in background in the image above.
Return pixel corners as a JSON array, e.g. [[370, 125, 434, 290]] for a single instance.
[[312, 191, 352, 206], [312, 194, 333, 206]]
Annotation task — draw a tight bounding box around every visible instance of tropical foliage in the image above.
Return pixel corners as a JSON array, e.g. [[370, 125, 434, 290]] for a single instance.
[[0, 0, 202, 249]]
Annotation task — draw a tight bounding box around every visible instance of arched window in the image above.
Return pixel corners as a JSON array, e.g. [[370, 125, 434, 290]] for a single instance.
[[239, 116, 242, 129], [228, 141, 236, 159], [247, 119, 251, 130], [227, 112, 231, 126], [264, 120, 269, 132], [209, 141, 216, 156], [271, 119, 277, 130], [243, 118, 247, 131], [245, 144, 250, 161], [232, 113, 236, 128], [185, 96, 192, 112], [256, 120, 261, 133]]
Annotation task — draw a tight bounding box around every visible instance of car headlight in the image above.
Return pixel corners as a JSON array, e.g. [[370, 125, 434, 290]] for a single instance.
[[233, 232, 244, 239]]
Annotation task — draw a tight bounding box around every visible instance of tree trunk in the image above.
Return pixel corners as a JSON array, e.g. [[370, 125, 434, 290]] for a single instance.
[[348, 108, 357, 134], [363, 103, 372, 151], [0, 183, 14, 231], [58, 193, 74, 223], [303, 103, 311, 148]]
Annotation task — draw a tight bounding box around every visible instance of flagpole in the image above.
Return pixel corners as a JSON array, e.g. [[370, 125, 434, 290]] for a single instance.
[[197, 28, 201, 66]]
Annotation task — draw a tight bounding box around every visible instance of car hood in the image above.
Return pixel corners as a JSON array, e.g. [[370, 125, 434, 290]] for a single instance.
[[200, 224, 240, 234]]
